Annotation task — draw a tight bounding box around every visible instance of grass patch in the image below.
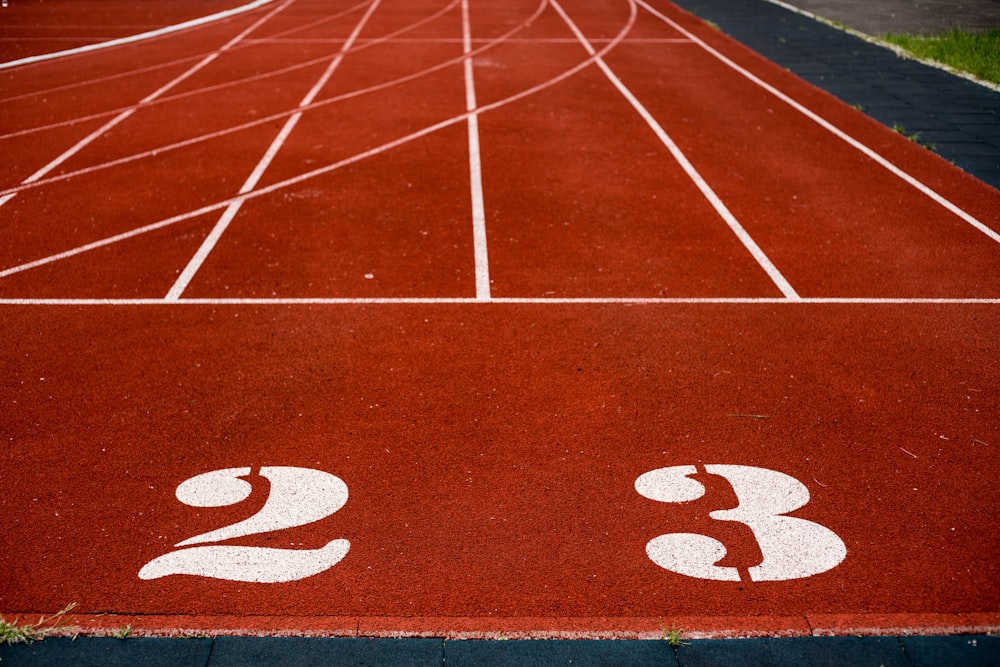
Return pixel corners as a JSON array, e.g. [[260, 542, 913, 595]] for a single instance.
[[0, 604, 77, 645], [881, 29, 1000, 84], [892, 123, 936, 151], [659, 622, 687, 647]]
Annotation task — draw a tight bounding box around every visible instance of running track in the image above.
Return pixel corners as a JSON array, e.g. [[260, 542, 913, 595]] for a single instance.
[[1, 0, 998, 639]]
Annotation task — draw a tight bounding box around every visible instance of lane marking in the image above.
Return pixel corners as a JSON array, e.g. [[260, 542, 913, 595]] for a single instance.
[[550, 0, 798, 300], [0, 0, 625, 282], [0, 0, 454, 142], [0, 0, 373, 105], [638, 0, 1000, 246], [242, 37, 695, 44], [637, 465, 846, 582], [0, 0, 296, 212], [2, 298, 998, 305], [462, 0, 491, 300], [139, 467, 349, 583], [0, 0, 280, 70], [165, 0, 383, 300], [0, 0, 466, 171]]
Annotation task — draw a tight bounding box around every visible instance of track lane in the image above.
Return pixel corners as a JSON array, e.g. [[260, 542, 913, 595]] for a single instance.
[[177, 0, 481, 298], [613, 1, 1000, 298], [1, 0, 998, 640], [2, 303, 997, 632]]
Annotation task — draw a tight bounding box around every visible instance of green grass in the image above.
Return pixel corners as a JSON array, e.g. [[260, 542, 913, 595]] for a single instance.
[[0, 604, 77, 645], [881, 29, 1000, 84], [891, 123, 936, 151], [659, 622, 687, 648]]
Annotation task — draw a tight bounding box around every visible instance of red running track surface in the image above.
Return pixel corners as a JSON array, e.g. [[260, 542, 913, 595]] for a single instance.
[[1, 0, 998, 639]]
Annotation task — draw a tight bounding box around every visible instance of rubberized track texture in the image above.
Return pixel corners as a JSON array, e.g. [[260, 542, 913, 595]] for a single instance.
[[0, 0, 998, 640]]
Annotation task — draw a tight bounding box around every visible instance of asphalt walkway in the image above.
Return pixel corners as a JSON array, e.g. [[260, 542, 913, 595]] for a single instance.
[[2, 635, 999, 666]]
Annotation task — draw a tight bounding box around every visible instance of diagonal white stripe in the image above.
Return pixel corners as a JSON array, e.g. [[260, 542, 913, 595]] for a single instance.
[[550, 0, 799, 299], [165, 0, 383, 300], [0, 0, 280, 70], [637, 0, 1000, 247], [0, 0, 296, 214]]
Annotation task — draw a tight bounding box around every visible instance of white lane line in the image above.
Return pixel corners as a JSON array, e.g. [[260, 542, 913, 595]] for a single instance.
[[0, 0, 624, 282], [165, 0, 383, 301], [0, 0, 295, 212], [2, 297, 998, 305], [638, 0, 1000, 247], [550, 0, 799, 300], [0, 0, 373, 106], [244, 37, 695, 44], [462, 0, 491, 300], [0, 0, 526, 194], [0, 0, 464, 168], [0, 0, 279, 70]]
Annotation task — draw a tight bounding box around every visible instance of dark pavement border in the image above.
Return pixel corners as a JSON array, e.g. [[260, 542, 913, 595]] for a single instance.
[[2, 635, 999, 666], [669, 0, 1000, 190]]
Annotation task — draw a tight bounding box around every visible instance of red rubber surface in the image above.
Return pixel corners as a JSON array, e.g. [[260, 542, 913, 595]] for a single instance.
[[1, 0, 998, 639], [0, 0, 254, 61]]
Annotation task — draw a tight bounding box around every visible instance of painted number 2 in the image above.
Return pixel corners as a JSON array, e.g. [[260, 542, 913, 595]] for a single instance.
[[635, 465, 846, 582], [139, 467, 349, 583]]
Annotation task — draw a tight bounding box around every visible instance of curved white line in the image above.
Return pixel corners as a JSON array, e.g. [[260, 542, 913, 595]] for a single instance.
[[164, 0, 383, 300], [637, 0, 1000, 246], [0, 0, 279, 71], [1, 0, 461, 141], [0, 0, 540, 197], [0, 0, 295, 213], [0, 0, 637, 279], [0, 0, 372, 104], [552, 0, 797, 299]]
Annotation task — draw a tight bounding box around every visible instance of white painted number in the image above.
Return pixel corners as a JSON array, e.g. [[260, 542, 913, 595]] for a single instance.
[[635, 464, 846, 581], [139, 466, 350, 583]]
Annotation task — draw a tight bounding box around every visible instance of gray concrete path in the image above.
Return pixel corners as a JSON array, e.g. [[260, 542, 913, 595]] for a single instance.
[[777, 0, 1000, 35]]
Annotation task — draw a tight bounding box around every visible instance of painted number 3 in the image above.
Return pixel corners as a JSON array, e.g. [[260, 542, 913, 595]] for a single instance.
[[139, 467, 349, 583], [635, 465, 846, 581]]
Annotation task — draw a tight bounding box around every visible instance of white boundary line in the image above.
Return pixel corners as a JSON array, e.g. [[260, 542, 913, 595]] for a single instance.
[[0, 0, 296, 212], [0, 0, 491, 191], [0, 0, 279, 71], [3, 1, 995, 306], [462, 0, 491, 300], [637, 0, 1000, 247], [1, 297, 997, 305], [551, 0, 799, 300], [0, 0, 612, 282], [0, 0, 374, 106], [165, 0, 383, 300], [0, 0, 432, 142]]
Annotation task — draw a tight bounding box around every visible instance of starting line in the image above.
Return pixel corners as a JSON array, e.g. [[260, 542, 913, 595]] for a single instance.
[[2, 297, 999, 305]]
